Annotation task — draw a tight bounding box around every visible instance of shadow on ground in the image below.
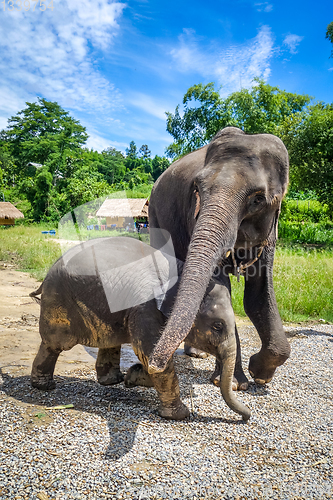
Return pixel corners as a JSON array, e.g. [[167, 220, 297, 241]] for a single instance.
[[0, 353, 264, 460]]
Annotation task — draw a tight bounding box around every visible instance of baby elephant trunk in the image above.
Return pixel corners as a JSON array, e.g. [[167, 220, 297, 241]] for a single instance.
[[219, 336, 251, 422]]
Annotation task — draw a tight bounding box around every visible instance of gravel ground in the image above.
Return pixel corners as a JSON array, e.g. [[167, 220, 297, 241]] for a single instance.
[[1, 324, 333, 500]]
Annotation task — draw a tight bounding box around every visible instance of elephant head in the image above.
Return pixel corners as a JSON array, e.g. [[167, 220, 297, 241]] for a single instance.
[[148, 127, 289, 374]]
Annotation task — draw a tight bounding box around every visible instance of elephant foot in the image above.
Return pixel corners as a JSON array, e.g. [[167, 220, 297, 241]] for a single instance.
[[233, 367, 249, 391], [184, 344, 208, 359], [249, 348, 290, 385], [210, 362, 249, 391], [124, 363, 154, 388], [31, 375, 56, 391], [158, 401, 190, 420], [211, 373, 248, 391], [98, 370, 124, 386]]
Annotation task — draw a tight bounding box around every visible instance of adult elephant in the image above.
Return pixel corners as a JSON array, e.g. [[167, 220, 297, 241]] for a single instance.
[[148, 127, 290, 389]]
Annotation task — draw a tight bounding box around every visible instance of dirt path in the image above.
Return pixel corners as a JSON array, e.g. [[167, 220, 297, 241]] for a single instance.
[[0, 265, 96, 379]]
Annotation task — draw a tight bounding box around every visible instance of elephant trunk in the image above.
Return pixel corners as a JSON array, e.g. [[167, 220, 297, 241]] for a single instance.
[[219, 335, 251, 421], [148, 196, 242, 374]]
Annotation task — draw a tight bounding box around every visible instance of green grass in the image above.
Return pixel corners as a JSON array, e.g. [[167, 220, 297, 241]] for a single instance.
[[0, 224, 62, 281], [231, 244, 333, 323], [0, 224, 149, 280], [58, 222, 149, 243]]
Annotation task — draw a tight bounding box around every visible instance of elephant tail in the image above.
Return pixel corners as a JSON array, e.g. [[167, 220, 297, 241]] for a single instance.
[[29, 283, 43, 305]]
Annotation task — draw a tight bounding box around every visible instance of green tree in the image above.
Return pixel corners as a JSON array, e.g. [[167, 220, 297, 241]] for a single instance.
[[98, 147, 126, 185], [326, 22, 333, 57], [0, 97, 88, 181], [151, 155, 170, 181], [281, 103, 333, 212], [19, 166, 53, 221], [166, 79, 311, 158], [66, 175, 110, 208], [0, 142, 16, 188], [166, 82, 226, 158], [139, 144, 151, 158], [125, 141, 137, 159]]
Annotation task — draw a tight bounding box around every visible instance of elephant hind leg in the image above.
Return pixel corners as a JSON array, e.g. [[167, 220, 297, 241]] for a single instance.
[[31, 342, 62, 390], [124, 363, 154, 388], [96, 347, 124, 386]]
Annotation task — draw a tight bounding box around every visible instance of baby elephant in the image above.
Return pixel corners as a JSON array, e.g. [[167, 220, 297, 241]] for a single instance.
[[30, 237, 250, 421]]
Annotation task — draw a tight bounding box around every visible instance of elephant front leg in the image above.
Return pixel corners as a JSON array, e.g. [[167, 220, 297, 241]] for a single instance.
[[210, 326, 249, 391], [31, 342, 62, 390], [96, 347, 124, 386], [244, 246, 291, 384], [150, 359, 190, 420]]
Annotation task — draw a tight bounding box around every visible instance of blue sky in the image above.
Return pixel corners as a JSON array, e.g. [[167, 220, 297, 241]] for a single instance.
[[0, 0, 332, 156]]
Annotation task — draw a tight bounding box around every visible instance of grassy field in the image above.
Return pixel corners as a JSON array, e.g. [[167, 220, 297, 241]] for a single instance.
[[231, 244, 333, 323], [0, 224, 148, 281], [0, 224, 332, 323], [0, 224, 62, 281]]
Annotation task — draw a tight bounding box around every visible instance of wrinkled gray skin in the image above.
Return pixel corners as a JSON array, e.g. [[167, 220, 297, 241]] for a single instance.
[[148, 127, 291, 388], [30, 237, 250, 421]]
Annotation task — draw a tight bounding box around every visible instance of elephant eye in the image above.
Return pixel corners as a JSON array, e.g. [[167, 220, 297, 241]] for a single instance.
[[249, 194, 266, 211], [211, 322, 224, 332], [253, 195, 265, 205]]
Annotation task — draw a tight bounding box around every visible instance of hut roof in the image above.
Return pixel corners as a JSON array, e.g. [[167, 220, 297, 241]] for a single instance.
[[0, 202, 24, 220], [96, 198, 149, 218]]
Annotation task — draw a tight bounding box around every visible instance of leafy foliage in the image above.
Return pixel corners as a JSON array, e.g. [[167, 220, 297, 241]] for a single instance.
[[281, 103, 333, 212], [0, 97, 88, 177], [165, 79, 333, 214], [166, 79, 311, 158], [0, 100, 170, 222]]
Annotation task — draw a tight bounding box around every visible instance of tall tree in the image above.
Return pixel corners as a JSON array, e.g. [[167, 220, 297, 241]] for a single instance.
[[98, 147, 126, 185], [139, 144, 151, 159], [125, 141, 137, 159], [0, 98, 88, 180], [151, 155, 170, 181], [165, 79, 311, 159], [281, 103, 333, 212]]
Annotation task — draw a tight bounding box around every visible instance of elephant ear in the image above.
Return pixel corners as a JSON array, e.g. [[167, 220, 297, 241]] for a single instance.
[[193, 188, 201, 219]]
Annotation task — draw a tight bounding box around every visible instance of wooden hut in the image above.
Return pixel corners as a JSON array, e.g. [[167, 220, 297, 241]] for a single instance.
[[0, 202, 24, 225], [96, 198, 149, 229]]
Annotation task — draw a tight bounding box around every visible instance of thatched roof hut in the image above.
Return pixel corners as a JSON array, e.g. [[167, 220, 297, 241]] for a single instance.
[[96, 198, 149, 228], [0, 202, 24, 225], [96, 198, 149, 218]]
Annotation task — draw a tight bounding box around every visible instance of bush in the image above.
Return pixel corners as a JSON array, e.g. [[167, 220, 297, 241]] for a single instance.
[[279, 198, 333, 245]]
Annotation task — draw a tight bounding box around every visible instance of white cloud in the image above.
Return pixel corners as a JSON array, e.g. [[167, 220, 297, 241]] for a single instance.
[[0, 1, 126, 118], [86, 133, 128, 153], [170, 26, 275, 94], [127, 93, 168, 120], [283, 34, 304, 54], [255, 2, 273, 12]]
